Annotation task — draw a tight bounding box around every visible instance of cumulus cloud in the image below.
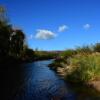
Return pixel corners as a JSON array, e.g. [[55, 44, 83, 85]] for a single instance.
[[83, 24, 91, 30], [35, 29, 56, 40], [58, 25, 69, 32]]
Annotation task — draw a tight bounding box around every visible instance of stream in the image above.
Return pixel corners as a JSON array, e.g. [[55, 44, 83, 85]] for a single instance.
[[1, 60, 76, 100]]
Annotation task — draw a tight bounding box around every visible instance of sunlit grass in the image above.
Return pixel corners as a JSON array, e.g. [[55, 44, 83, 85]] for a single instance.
[[66, 54, 100, 82]]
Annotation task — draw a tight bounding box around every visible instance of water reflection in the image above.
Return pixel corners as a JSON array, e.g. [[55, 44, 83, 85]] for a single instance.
[[1, 60, 75, 100]]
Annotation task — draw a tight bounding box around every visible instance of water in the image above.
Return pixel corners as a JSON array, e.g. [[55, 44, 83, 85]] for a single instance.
[[1, 60, 76, 100]]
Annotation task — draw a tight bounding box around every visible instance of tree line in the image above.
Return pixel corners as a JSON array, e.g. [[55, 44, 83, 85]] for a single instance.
[[0, 6, 57, 63], [0, 19, 36, 63]]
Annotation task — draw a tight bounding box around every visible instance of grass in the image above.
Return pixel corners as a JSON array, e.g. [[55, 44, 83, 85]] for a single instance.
[[48, 53, 100, 99], [66, 54, 100, 83], [48, 44, 100, 98]]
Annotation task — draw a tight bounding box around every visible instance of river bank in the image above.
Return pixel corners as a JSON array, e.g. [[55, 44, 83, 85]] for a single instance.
[[48, 53, 100, 99], [0, 54, 55, 66], [54, 66, 100, 100]]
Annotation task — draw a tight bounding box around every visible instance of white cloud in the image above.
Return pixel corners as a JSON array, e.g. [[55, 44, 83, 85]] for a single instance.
[[35, 29, 56, 40], [58, 25, 69, 32], [83, 24, 91, 30]]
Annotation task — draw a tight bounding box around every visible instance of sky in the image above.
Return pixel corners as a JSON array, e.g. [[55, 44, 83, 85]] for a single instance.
[[0, 0, 100, 50]]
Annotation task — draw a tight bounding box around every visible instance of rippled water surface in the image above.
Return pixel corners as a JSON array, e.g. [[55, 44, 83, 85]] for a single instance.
[[1, 60, 75, 100]]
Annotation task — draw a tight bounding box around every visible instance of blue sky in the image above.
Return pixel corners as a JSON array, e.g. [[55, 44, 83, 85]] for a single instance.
[[0, 0, 100, 50]]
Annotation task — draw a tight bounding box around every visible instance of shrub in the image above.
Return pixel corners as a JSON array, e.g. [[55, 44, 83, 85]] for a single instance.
[[93, 43, 100, 52], [60, 49, 76, 58], [75, 45, 93, 54]]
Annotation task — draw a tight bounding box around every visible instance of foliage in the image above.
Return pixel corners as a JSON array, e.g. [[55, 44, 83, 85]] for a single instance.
[[49, 43, 100, 83], [0, 21, 12, 57], [0, 16, 56, 63], [34, 51, 57, 60], [60, 49, 76, 58], [0, 10, 34, 63], [66, 54, 100, 82], [21, 46, 35, 61], [75, 45, 93, 54], [9, 29, 25, 57], [93, 43, 100, 52], [0, 21, 26, 58]]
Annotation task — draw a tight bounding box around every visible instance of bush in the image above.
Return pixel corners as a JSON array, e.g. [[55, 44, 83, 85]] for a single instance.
[[75, 45, 93, 54], [93, 43, 100, 52], [60, 49, 76, 58]]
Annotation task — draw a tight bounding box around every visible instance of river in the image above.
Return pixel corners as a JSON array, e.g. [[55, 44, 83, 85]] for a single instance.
[[1, 60, 76, 100]]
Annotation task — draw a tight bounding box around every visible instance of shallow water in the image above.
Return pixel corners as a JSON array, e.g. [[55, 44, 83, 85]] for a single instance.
[[1, 60, 76, 100]]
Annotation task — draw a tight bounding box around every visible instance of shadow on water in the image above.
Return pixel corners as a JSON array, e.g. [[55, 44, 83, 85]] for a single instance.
[[0, 63, 25, 100], [1, 60, 76, 100]]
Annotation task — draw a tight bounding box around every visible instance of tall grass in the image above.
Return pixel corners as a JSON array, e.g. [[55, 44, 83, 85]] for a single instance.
[[66, 54, 100, 83]]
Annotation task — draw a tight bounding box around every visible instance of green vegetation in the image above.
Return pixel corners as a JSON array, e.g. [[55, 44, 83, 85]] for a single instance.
[[49, 43, 100, 83], [34, 50, 57, 60], [75, 45, 93, 54], [0, 6, 56, 64], [94, 43, 100, 52], [60, 49, 76, 58], [66, 54, 100, 82], [0, 15, 35, 63], [49, 43, 100, 98], [0, 19, 56, 63]]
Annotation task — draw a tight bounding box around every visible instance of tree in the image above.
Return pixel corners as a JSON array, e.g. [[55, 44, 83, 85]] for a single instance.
[[0, 6, 12, 58], [21, 45, 35, 61], [0, 6, 35, 63], [10, 29, 25, 57], [0, 21, 12, 57]]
